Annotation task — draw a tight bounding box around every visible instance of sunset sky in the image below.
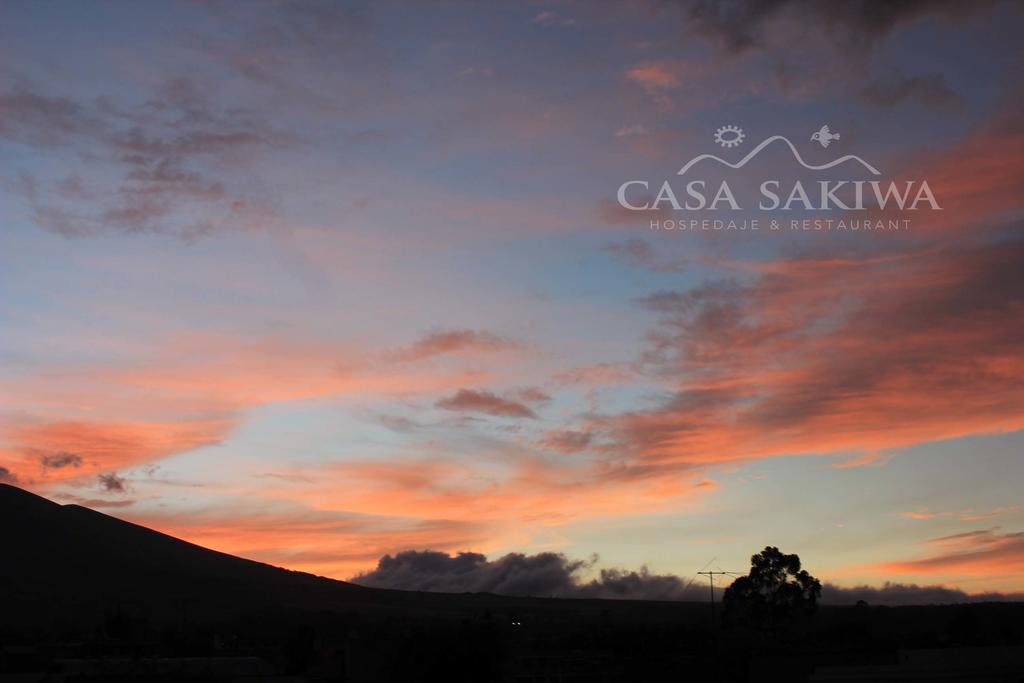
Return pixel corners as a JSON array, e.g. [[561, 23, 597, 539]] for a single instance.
[[2, 0, 1023, 596]]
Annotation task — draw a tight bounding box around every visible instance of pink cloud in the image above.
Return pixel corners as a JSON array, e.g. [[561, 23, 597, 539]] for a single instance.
[[1, 417, 233, 485], [435, 389, 537, 419]]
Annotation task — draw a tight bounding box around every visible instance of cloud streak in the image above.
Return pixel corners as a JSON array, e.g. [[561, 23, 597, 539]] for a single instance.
[[389, 329, 518, 362], [877, 528, 1024, 577], [436, 389, 537, 419]]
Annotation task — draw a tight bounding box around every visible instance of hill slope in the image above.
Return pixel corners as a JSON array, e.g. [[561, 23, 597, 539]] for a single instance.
[[0, 484, 389, 626]]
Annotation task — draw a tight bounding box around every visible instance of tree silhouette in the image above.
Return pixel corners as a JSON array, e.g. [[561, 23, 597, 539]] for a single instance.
[[723, 546, 821, 632]]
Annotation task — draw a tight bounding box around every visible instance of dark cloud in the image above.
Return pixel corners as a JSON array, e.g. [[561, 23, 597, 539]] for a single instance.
[[860, 72, 962, 108], [679, 0, 998, 54], [0, 466, 17, 484], [538, 429, 593, 454], [670, 0, 1002, 99], [436, 389, 537, 419], [39, 451, 83, 470], [352, 550, 703, 600], [2, 77, 282, 238], [575, 567, 700, 601], [822, 582, 1024, 606], [353, 550, 1024, 605], [391, 329, 517, 362], [98, 472, 128, 493]]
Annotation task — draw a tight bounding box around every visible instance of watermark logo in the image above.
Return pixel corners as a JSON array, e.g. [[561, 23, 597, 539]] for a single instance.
[[713, 124, 745, 148], [675, 129, 880, 177], [617, 125, 941, 232], [810, 125, 839, 148]]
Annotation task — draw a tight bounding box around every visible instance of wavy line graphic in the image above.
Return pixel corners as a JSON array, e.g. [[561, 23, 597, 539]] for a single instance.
[[677, 135, 881, 176]]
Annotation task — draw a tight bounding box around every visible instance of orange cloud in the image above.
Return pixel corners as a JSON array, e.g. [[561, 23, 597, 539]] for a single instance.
[[960, 505, 1020, 522], [595, 239, 1024, 467], [2, 417, 233, 485], [903, 510, 941, 520], [215, 446, 717, 554], [626, 62, 684, 91], [880, 95, 1024, 232], [106, 332, 486, 408], [125, 500, 490, 578], [0, 329, 496, 485], [902, 506, 1024, 522], [92, 446, 719, 579], [876, 528, 1024, 577]]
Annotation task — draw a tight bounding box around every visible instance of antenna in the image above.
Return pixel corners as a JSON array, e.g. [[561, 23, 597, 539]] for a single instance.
[[682, 556, 716, 595], [696, 568, 738, 626]]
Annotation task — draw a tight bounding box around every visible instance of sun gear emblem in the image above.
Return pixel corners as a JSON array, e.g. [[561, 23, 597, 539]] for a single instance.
[[714, 125, 745, 148]]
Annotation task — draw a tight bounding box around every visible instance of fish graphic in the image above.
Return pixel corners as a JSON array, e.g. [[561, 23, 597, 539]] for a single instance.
[[811, 125, 840, 148]]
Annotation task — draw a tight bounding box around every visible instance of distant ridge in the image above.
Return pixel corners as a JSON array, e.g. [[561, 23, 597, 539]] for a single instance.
[[677, 135, 881, 176]]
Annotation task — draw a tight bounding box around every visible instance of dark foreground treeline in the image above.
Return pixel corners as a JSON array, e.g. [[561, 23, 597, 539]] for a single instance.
[[3, 484, 1023, 682], [3, 600, 1023, 682]]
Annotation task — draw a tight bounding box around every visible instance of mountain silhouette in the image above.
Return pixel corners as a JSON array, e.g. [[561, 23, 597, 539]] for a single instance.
[[1, 484, 385, 626]]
